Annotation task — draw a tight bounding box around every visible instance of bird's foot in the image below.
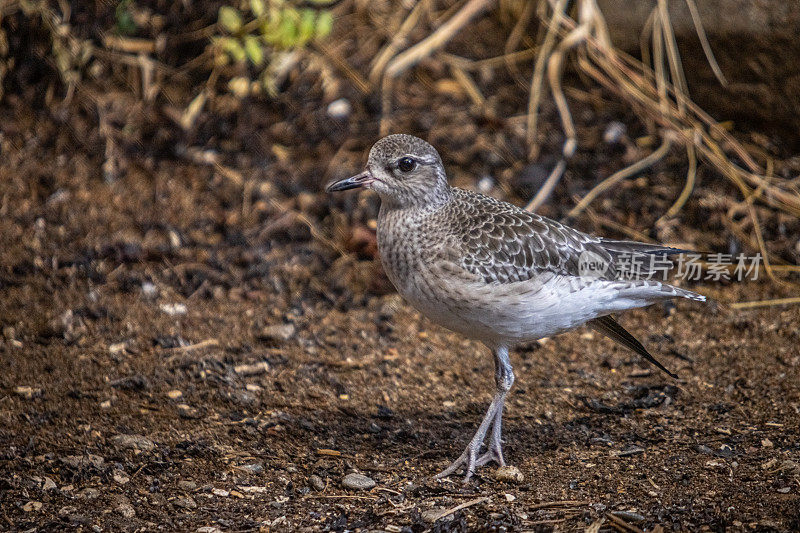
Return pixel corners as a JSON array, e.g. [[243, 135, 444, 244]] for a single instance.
[[434, 425, 506, 482]]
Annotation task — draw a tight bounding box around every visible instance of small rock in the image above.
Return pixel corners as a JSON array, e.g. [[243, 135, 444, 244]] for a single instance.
[[112, 434, 155, 452], [177, 404, 201, 419], [234, 361, 270, 376], [504, 493, 516, 502], [61, 455, 105, 470], [42, 477, 57, 491], [616, 445, 645, 457], [113, 470, 130, 485], [421, 508, 447, 523], [238, 463, 264, 474], [178, 480, 197, 491], [141, 282, 158, 299], [257, 323, 295, 342], [108, 342, 128, 355], [761, 438, 774, 448], [78, 488, 100, 500], [167, 389, 183, 399], [14, 386, 42, 399], [309, 475, 325, 492], [477, 175, 494, 193], [495, 465, 524, 483], [611, 511, 646, 523], [115, 503, 135, 518], [159, 302, 187, 316], [603, 121, 627, 144], [212, 488, 229, 497], [197, 527, 224, 533], [174, 496, 197, 509], [326, 98, 352, 119], [341, 473, 375, 491], [22, 501, 42, 512]]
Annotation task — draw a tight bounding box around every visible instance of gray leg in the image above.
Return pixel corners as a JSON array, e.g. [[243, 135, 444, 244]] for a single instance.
[[435, 345, 515, 482]]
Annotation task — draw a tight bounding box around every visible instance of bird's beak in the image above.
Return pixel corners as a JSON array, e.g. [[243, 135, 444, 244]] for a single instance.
[[326, 170, 374, 192]]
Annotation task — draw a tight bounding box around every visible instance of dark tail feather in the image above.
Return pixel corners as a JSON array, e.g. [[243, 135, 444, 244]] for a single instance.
[[588, 315, 678, 379]]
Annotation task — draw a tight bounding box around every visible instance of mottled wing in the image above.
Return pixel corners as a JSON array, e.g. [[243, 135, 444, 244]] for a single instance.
[[443, 189, 613, 284]]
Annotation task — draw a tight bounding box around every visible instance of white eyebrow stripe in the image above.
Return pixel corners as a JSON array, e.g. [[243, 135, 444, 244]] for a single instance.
[[402, 154, 438, 164]]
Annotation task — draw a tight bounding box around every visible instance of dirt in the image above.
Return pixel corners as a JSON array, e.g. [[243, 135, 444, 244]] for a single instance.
[[2, 3, 800, 532]]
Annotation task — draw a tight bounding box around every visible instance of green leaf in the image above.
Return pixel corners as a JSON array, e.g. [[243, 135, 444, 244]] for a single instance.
[[218, 36, 246, 62], [315, 11, 333, 40], [218, 6, 243, 33], [250, 0, 266, 18], [243, 34, 264, 66], [277, 9, 299, 48], [297, 9, 316, 45]]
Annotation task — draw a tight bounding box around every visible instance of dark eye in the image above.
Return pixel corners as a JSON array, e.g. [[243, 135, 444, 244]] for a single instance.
[[397, 157, 416, 172]]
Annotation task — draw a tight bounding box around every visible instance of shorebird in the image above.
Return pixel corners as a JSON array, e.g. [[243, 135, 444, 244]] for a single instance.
[[326, 134, 705, 481]]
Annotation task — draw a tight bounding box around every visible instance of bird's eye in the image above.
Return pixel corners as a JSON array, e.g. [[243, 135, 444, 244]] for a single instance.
[[397, 157, 416, 172]]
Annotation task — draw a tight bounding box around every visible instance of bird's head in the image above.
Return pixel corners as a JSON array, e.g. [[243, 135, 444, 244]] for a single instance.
[[326, 134, 450, 208]]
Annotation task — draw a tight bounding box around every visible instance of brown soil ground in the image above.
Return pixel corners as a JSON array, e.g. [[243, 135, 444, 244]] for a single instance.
[[2, 6, 800, 532]]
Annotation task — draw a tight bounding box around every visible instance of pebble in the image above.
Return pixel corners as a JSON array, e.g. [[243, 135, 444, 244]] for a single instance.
[[234, 361, 270, 376], [78, 488, 100, 500], [494, 465, 524, 483], [309, 475, 325, 492], [611, 511, 646, 523], [421, 508, 447, 523], [258, 323, 295, 342], [174, 496, 198, 509], [115, 503, 136, 518], [113, 470, 130, 485], [167, 389, 183, 399], [14, 386, 42, 399], [239, 463, 264, 474], [326, 98, 352, 119], [159, 302, 187, 316], [62, 455, 105, 470], [197, 527, 224, 533], [22, 501, 42, 512], [112, 434, 155, 452], [178, 480, 197, 491], [341, 473, 375, 491]]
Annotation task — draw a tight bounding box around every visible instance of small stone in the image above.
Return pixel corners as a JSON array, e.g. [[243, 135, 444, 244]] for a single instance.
[[197, 527, 224, 533], [22, 501, 42, 512], [159, 302, 187, 316], [115, 503, 135, 518], [309, 475, 325, 492], [504, 493, 516, 502], [178, 480, 197, 491], [61, 455, 105, 470], [326, 98, 351, 119], [42, 477, 57, 491], [177, 404, 201, 419], [112, 434, 155, 452], [14, 386, 42, 399], [341, 473, 375, 491], [258, 323, 295, 342], [78, 488, 100, 500], [174, 496, 198, 509], [422, 508, 447, 523], [603, 121, 627, 144], [234, 361, 270, 376], [239, 463, 264, 474], [113, 470, 130, 485], [495, 465, 524, 483], [761, 438, 774, 448], [108, 342, 128, 354], [777, 487, 791, 494], [212, 488, 229, 497], [611, 511, 646, 523], [141, 282, 158, 299], [167, 389, 183, 399]]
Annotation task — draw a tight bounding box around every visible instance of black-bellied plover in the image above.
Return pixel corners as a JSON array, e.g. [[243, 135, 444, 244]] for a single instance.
[[327, 134, 705, 481]]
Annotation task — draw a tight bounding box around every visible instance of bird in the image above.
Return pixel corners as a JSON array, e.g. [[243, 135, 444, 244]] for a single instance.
[[326, 134, 705, 482]]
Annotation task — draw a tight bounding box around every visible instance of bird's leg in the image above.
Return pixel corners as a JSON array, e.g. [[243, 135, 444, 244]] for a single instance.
[[435, 346, 515, 481]]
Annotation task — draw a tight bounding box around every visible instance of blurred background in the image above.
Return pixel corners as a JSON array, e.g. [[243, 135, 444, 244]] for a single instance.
[[1, 0, 799, 530]]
